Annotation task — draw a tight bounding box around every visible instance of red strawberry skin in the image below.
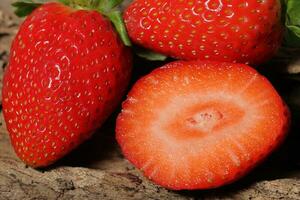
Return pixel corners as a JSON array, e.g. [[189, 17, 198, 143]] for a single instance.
[[2, 2, 132, 167], [116, 61, 290, 190], [124, 0, 282, 65]]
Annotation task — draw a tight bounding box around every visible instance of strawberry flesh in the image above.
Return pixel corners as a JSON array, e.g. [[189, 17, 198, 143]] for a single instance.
[[116, 61, 290, 190]]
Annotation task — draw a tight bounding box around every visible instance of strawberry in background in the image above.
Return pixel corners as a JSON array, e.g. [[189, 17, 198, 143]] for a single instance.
[[124, 0, 283, 65], [2, 0, 132, 167]]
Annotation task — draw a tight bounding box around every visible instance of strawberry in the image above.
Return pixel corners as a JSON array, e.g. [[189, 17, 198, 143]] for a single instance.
[[124, 0, 283, 65], [2, 1, 132, 167], [116, 61, 290, 190]]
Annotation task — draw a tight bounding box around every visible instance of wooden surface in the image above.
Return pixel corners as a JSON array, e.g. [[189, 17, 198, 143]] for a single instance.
[[0, 2, 300, 200]]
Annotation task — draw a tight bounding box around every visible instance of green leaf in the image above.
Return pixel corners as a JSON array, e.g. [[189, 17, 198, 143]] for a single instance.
[[12, 0, 46, 17], [106, 10, 132, 46], [60, 0, 123, 11], [58, 0, 68, 4], [284, 0, 300, 47], [96, 0, 131, 46], [135, 48, 168, 61], [98, 0, 123, 12]]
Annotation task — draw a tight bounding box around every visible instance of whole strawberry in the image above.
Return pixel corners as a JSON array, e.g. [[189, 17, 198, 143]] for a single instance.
[[2, 1, 132, 167], [124, 0, 283, 65]]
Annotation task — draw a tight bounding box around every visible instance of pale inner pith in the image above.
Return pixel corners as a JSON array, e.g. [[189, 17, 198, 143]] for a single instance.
[[165, 101, 245, 140], [150, 93, 249, 142]]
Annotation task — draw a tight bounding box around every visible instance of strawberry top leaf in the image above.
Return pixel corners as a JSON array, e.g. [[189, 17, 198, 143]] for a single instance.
[[12, 0, 43, 17], [106, 10, 131, 46], [98, 0, 123, 12], [134, 47, 168, 61], [283, 0, 300, 47]]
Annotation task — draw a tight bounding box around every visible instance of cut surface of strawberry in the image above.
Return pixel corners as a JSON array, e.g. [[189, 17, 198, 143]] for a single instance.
[[116, 61, 290, 190]]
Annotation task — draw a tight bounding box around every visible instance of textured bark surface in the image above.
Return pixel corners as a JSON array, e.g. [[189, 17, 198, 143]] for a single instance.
[[0, 1, 300, 200]]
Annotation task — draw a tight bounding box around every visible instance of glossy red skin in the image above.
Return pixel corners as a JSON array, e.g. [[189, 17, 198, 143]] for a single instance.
[[2, 2, 132, 167], [124, 0, 283, 65]]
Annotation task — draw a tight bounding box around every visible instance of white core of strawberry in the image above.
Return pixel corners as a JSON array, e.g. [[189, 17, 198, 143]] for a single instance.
[[148, 91, 268, 146], [186, 109, 223, 133]]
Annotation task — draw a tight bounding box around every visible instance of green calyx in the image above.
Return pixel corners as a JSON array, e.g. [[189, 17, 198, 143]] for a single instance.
[[59, 0, 122, 11], [281, 0, 300, 47], [12, 0, 131, 46], [12, 0, 45, 17]]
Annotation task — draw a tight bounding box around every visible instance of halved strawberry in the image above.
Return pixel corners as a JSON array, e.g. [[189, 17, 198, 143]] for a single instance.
[[116, 61, 290, 190]]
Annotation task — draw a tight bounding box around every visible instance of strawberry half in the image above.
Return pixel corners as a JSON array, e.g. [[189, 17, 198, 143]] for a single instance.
[[116, 61, 290, 190], [2, 2, 132, 167], [124, 0, 283, 65]]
